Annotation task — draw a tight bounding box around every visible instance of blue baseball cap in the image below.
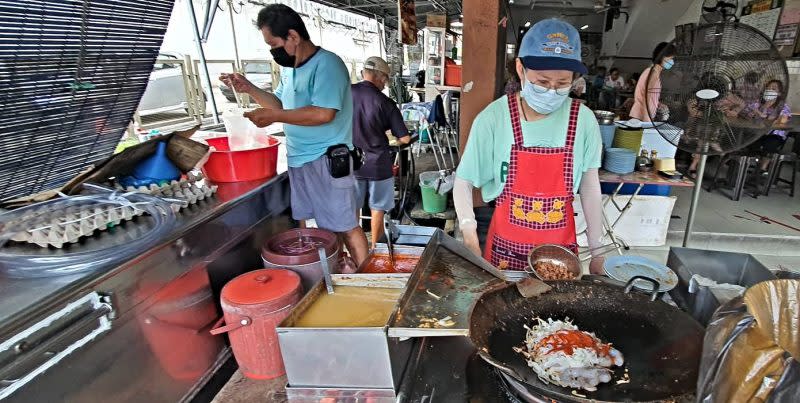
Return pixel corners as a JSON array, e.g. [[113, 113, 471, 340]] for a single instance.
[[519, 18, 587, 75]]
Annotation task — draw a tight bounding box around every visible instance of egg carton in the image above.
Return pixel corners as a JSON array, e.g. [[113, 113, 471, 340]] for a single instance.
[[114, 178, 217, 212], [5, 178, 216, 249], [8, 204, 146, 248]]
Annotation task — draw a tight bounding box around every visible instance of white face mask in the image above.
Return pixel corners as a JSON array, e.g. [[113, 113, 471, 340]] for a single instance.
[[521, 79, 570, 115], [763, 90, 779, 102]]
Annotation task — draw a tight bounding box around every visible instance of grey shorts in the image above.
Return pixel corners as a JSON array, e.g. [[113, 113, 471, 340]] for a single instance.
[[288, 156, 358, 233], [355, 178, 395, 212]]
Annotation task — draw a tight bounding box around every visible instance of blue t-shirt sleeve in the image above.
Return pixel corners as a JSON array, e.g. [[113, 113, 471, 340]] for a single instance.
[[273, 67, 285, 100], [311, 54, 349, 111]]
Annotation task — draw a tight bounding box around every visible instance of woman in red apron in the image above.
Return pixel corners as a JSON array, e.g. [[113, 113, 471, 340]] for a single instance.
[[483, 95, 581, 269], [454, 19, 605, 274]]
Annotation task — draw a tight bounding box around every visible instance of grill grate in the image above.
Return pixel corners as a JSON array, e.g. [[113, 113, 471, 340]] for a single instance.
[[0, 0, 176, 201]]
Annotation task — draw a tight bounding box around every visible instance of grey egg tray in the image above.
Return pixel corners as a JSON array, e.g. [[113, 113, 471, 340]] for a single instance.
[[7, 178, 217, 249], [114, 178, 217, 210]]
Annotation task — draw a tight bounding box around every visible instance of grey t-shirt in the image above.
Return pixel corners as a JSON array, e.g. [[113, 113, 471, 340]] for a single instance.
[[351, 81, 409, 180]]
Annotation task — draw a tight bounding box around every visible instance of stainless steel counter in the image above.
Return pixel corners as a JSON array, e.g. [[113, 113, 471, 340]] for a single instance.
[[0, 174, 293, 402]]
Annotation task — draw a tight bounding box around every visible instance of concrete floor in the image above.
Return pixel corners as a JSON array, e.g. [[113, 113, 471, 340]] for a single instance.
[[669, 168, 800, 237]]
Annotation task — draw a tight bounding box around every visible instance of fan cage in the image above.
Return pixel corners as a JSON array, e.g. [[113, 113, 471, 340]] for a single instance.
[[645, 22, 789, 156]]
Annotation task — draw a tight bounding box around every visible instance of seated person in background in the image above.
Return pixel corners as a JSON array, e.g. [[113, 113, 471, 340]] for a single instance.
[[570, 76, 587, 100], [599, 68, 625, 110], [626, 72, 640, 91], [686, 74, 746, 177], [738, 71, 761, 104], [744, 79, 791, 174], [592, 66, 607, 89], [604, 68, 625, 90]]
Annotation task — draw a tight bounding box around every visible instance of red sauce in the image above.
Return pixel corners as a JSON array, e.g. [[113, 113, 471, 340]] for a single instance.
[[535, 330, 611, 357], [360, 254, 419, 273]]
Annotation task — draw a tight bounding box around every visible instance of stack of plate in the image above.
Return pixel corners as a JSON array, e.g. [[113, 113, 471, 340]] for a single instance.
[[612, 127, 644, 152], [603, 148, 637, 174], [599, 124, 616, 149]]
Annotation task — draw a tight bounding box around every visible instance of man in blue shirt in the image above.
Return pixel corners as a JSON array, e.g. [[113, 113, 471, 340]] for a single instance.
[[220, 4, 368, 266]]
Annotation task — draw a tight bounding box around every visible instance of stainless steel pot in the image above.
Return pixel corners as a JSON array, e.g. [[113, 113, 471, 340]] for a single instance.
[[594, 110, 615, 125]]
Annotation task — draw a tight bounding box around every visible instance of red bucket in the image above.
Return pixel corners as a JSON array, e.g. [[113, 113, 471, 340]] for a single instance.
[[202, 135, 280, 182], [211, 269, 302, 380]]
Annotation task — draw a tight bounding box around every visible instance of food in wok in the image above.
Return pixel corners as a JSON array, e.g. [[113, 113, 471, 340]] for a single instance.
[[513, 318, 624, 391]]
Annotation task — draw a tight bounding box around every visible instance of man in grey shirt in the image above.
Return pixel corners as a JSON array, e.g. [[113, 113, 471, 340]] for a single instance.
[[351, 57, 411, 246]]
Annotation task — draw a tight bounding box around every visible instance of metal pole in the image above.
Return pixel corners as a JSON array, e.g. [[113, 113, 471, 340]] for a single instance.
[[376, 16, 384, 58], [227, 0, 241, 71], [187, 0, 220, 124], [683, 154, 707, 247]]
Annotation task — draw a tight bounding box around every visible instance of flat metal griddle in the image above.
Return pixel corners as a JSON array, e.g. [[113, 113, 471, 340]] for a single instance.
[[388, 231, 519, 337]]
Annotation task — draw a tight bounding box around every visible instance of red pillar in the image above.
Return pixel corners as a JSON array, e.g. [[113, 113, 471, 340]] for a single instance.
[[460, 0, 505, 205]]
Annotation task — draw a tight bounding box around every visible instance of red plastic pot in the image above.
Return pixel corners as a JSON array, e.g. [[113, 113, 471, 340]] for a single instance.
[[136, 269, 223, 380], [202, 135, 280, 183], [211, 269, 302, 380]]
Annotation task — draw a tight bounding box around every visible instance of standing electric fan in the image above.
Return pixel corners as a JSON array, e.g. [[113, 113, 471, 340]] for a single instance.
[[645, 22, 789, 245]]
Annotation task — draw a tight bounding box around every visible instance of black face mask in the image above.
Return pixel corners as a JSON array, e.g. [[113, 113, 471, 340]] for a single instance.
[[270, 46, 296, 67]]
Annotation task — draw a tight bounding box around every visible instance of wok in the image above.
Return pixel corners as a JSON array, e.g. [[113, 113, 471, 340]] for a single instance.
[[469, 277, 704, 402]]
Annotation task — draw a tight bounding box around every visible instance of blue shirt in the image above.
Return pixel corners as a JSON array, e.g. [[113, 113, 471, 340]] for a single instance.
[[274, 48, 353, 167]]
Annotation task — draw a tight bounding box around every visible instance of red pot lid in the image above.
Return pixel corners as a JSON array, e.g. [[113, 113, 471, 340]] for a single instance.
[[222, 269, 302, 308], [261, 228, 338, 266]]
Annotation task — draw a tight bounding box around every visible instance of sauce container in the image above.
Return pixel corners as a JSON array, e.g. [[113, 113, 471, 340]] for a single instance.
[[261, 228, 339, 291]]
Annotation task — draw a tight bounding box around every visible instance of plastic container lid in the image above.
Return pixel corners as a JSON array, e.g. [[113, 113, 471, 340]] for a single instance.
[[221, 269, 302, 308], [261, 228, 338, 266]]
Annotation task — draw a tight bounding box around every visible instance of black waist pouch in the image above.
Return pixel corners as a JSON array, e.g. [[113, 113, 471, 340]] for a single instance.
[[326, 144, 365, 178], [326, 144, 352, 178]]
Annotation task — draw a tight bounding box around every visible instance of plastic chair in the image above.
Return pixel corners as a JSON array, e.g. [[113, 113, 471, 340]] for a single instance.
[[763, 152, 798, 197], [707, 153, 761, 201]]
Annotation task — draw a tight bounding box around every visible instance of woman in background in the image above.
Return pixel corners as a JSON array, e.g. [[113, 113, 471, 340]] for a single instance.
[[686, 74, 745, 177], [745, 79, 791, 174], [629, 42, 676, 122]]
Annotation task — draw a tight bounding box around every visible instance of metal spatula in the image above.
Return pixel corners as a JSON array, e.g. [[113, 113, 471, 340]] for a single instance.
[[516, 277, 552, 298]]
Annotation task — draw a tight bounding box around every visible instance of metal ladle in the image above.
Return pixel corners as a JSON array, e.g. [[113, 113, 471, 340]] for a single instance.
[[317, 247, 334, 294], [384, 215, 396, 270]]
